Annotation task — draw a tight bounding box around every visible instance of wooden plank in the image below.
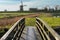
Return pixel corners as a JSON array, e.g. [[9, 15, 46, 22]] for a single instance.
[[26, 27, 37, 40]]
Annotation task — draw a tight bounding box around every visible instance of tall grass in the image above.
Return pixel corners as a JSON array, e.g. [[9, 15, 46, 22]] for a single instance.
[[40, 17, 60, 28], [25, 18, 36, 26], [25, 13, 60, 28]]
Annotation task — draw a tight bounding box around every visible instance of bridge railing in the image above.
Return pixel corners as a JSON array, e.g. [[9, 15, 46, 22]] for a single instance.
[[0, 18, 25, 40], [36, 17, 60, 40]]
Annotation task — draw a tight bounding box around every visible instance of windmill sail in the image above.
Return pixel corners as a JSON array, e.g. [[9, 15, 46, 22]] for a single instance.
[[20, 0, 23, 11], [21, 0, 23, 6], [20, 0, 27, 11]]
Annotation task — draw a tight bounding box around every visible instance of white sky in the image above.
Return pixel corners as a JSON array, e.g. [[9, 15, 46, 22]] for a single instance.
[[0, 0, 60, 11]]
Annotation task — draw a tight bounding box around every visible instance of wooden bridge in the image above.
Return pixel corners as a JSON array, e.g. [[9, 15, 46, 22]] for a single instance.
[[0, 17, 60, 40]]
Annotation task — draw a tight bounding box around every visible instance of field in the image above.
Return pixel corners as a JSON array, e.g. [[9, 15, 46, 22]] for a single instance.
[[25, 17, 60, 28], [0, 13, 60, 28], [0, 12, 36, 38], [25, 13, 60, 28], [40, 17, 60, 28], [0, 13, 34, 18], [0, 13, 36, 29]]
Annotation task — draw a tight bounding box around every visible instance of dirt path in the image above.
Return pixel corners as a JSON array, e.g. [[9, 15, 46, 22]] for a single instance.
[[0, 13, 40, 26]]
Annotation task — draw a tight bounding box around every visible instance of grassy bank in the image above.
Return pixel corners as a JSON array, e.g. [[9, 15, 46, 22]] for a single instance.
[[40, 17, 60, 28], [25, 13, 60, 28], [0, 13, 34, 18], [25, 17, 60, 28], [0, 13, 59, 28]]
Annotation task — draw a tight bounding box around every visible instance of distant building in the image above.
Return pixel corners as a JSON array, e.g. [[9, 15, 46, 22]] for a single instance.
[[55, 5, 60, 10], [29, 8, 38, 11], [49, 8, 54, 12]]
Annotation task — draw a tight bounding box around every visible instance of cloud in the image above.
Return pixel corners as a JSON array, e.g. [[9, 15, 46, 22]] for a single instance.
[[23, 0, 44, 10], [0, 0, 40, 11], [0, 0, 60, 11], [0, 0, 19, 1], [0, 4, 20, 11]]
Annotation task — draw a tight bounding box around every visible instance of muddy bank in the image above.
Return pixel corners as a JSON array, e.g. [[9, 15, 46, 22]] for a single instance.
[[0, 13, 39, 26]]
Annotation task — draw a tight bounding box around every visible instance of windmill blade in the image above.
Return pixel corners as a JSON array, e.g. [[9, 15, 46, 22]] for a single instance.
[[20, 0, 27, 11], [23, 5, 27, 6], [20, 0, 27, 6], [21, 0, 23, 5]]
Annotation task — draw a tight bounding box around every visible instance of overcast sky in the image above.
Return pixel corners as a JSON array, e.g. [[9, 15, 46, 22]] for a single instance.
[[0, 0, 60, 11]]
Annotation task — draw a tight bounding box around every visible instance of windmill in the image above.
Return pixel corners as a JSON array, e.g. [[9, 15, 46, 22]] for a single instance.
[[20, 0, 26, 11]]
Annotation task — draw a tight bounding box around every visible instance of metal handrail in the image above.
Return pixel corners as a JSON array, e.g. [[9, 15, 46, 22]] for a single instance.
[[36, 17, 60, 40], [0, 18, 25, 40]]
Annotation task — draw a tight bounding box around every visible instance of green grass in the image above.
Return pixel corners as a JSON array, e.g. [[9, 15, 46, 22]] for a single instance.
[[0, 29, 6, 38], [0, 13, 34, 18], [25, 13, 60, 28], [40, 17, 60, 28], [25, 18, 36, 26], [0, 13, 60, 28]]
